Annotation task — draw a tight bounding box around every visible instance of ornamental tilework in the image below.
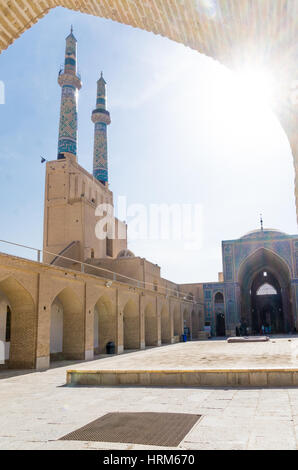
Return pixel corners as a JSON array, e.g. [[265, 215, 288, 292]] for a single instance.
[[232, 237, 293, 276], [234, 244, 252, 270], [204, 290, 211, 300], [93, 122, 108, 183], [92, 74, 111, 184], [58, 88, 78, 156], [225, 284, 237, 327], [203, 284, 228, 331], [224, 256, 233, 281], [57, 30, 81, 158], [272, 240, 292, 273], [58, 138, 76, 155]]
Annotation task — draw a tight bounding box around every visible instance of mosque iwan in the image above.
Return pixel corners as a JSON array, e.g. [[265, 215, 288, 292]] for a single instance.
[[0, 29, 297, 371]]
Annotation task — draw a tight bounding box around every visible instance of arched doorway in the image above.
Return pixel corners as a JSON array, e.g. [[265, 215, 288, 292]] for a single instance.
[[50, 298, 63, 358], [0, 277, 36, 369], [0, 294, 11, 365], [238, 248, 294, 334], [251, 274, 283, 334], [214, 292, 226, 336], [93, 295, 116, 355], [50, 287, 84, 361], [216, 313, 226, 337]]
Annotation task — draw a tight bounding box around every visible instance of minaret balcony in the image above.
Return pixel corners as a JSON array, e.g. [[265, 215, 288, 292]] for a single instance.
[[91, 108, 111, 125], [58, 72, 82, 90]]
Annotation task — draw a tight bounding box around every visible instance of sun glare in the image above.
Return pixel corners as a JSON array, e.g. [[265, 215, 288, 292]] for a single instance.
[[232, 67, 277, 110], [195, 62, 280, 145]]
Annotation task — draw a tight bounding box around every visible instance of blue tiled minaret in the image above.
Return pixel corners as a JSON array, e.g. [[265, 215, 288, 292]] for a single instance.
[[91, 72, 111, 185], [57, 27, 82, 159]]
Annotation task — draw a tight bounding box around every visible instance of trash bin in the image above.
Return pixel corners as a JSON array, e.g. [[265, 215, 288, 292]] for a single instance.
[[106, 341, 115, 354], [180, 334, 187, 342]]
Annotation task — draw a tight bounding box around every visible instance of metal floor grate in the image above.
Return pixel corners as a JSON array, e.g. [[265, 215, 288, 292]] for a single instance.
[[60, 412, 201, 447]]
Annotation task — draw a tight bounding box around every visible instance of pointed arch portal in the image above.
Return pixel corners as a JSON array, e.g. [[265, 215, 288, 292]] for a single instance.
[[238, 248, 294, 334]]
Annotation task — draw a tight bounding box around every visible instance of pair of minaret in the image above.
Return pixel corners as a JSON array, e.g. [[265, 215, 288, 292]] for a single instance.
[[57, 27, 110, 185]]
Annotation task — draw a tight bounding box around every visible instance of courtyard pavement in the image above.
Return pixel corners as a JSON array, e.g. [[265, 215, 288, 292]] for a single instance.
[[70, 336, 298, 371], [0, 338, 297, 450]]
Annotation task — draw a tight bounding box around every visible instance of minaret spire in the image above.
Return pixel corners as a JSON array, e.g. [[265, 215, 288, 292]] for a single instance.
[[57, 28, 82, 160], [91, 71, 111, 184], [260, 213, 264, 231]]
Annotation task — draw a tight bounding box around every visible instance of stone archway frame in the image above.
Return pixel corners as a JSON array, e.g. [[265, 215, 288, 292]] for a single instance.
[[49, 285, 85, 361], [0, 275, 36, 368], [85, 283, 117, 358]]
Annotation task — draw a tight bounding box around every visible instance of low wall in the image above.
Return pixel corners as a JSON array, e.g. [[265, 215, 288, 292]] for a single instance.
[[67, 368, 298, 388]]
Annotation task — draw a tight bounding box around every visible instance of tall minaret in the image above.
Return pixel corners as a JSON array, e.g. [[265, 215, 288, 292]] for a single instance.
[[91, 72, 111, 185], [57, 27, 82, 160]]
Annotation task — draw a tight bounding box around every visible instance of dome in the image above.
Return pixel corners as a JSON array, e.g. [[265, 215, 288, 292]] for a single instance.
[[117, 249, 135, 259], [240, 229, 288, 240]]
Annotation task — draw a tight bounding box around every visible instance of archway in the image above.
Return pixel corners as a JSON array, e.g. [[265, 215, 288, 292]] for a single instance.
[[94, 295, 116, 354], [50, 297, 63, 358], [0, 277, 36, 369], [123, 299, 140, 350], [0, 294, 11, 366], [214, 292, 226, 336], [160, 304, 171, 344], [144, 302, 158, 347], [251, 274, 283, 334], [50, 287, 84, 361], [238, 248, 294, 334], [216, 313, 226, 337]]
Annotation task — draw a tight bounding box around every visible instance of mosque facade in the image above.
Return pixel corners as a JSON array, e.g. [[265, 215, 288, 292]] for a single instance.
[[201, 230, 298, 336]]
